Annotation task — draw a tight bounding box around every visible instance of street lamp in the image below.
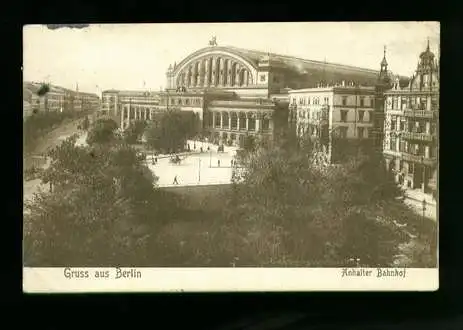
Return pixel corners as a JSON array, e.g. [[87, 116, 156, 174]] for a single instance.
[[209, 149, 212, 168], [198, 158, 201, 183], [422, 198, 427, 221], [421, 156, 426, 193]]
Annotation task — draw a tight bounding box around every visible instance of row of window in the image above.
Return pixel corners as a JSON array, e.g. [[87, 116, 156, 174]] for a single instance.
[[389, 117, 436, 134], [298, 110, 328, 121], [297, 125, 369, 139], [337, 127, 368, 139], [386, 95, 439, 111], [210, 115, 271, 130], [388, 137, 436, 157], [291, 96, 373, 107], [292, 96, 330, 106], [159, 98, 202, 106], [339, 109, 372, 122]]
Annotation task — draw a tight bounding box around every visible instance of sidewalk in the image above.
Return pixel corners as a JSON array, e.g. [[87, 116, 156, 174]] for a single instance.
[[404, 188, 436, 206]]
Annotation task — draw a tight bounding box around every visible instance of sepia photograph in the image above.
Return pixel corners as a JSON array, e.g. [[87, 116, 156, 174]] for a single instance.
[[22, 22, 439, 292]]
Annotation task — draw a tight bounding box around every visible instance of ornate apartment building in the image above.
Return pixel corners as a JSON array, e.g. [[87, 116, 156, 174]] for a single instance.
[[382, 40, 439, 196]]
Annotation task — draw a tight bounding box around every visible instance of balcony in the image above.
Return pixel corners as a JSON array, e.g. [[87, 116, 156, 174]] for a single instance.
[[403, 110, 437, 119], [401, 153, 436, 165], [401, 131, 435, 142]]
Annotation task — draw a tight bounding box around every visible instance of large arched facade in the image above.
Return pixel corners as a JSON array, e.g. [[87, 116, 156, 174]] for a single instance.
[[170, 47, 258, 89]]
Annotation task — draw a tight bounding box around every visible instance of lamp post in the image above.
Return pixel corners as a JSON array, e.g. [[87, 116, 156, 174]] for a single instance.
[[209, 149, 212, 168], [421, 156, 426, 193], [422, 198, 427, 221], [198, 158, 201, 183]]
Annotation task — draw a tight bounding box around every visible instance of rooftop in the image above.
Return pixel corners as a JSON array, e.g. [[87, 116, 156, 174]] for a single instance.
[[288, 84, 376, 94], [102, 89, 161, 97]]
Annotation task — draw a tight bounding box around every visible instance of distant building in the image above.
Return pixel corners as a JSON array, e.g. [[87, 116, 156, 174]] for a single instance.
[[382, 40, 439, 196], [159, 39, 382, 147], [289, 82, 376, 162], [100, 90, 161, 128], [23, 81, 100, 114]]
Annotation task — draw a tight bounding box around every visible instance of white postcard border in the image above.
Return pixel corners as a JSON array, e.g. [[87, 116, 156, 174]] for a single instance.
[[23, 267, 438, 293]]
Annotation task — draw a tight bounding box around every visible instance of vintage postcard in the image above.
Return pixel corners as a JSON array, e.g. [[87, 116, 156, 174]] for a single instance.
[[22, 22, 439, 292]]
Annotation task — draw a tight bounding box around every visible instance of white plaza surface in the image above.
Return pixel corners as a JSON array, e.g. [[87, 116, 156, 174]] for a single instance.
[[146, 149, 235, 187]]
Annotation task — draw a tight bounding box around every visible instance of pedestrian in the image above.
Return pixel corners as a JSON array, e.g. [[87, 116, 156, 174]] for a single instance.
[[154, 157, 158, 164], [218, 159, 220, 167], [188, 144, 190, 151], [200, 147, 203, 153], [173, 175, 179, 185], [194, 143, 196, 150], [231, 159, 233, 167], [207, 146, 210, 151]]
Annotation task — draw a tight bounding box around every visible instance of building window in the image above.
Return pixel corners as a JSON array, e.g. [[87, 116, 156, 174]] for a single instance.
[[408, 162, 414, 174], [393, 97, 399, 110], [357, 127, 364, 138], [324, 97, 329, 104], [342, 96, 347, 106], [358, 110, 365, 122], [339, 127, 348, 139], [360, 97, 365, 107], [292, 97, 296, 105], [299, 97, 303, 105], [391, 116, 396, 131], [307, 97, 311, 105], [390, 136, 396, 151], [340, 110, 348, 122], [262, 118, 270, 130], [260, 75, 266, 82]]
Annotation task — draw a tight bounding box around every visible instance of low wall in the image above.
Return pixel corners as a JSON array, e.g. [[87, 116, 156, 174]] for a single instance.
[[159, 183, 232, 211]]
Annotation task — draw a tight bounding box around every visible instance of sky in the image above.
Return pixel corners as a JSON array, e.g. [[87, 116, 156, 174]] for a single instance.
[[23, 22, 439, 95]]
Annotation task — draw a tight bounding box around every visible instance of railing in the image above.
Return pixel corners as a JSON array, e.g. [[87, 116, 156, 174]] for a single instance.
[[401, 153, 436, 165], [401, 131, 435, 142], [403, 110, 437, 118], [210, 100, 275, 107]]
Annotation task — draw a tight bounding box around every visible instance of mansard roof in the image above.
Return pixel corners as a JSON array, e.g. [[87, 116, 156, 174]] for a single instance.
[[176, 46, 381, 79], [226, 46, 380, 75]]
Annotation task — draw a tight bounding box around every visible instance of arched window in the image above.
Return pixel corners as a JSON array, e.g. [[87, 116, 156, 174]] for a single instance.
[[215, 58, 221, 86]]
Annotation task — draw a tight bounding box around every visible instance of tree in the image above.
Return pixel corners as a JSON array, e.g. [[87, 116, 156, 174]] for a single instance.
[[81, 116, 90, 131], [225, 136, 409, 267], [36, 83, 50, 97], [123, 120, 147, 144], [242, 134, 256, 153], [144, 109, 196, 154], [86, 118, 118, 145], [24, 134, 165, 266]]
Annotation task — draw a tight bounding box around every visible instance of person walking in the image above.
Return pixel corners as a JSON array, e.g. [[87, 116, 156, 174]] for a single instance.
[[173, 175, 179, 185], [218, 159, 220, 167]]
